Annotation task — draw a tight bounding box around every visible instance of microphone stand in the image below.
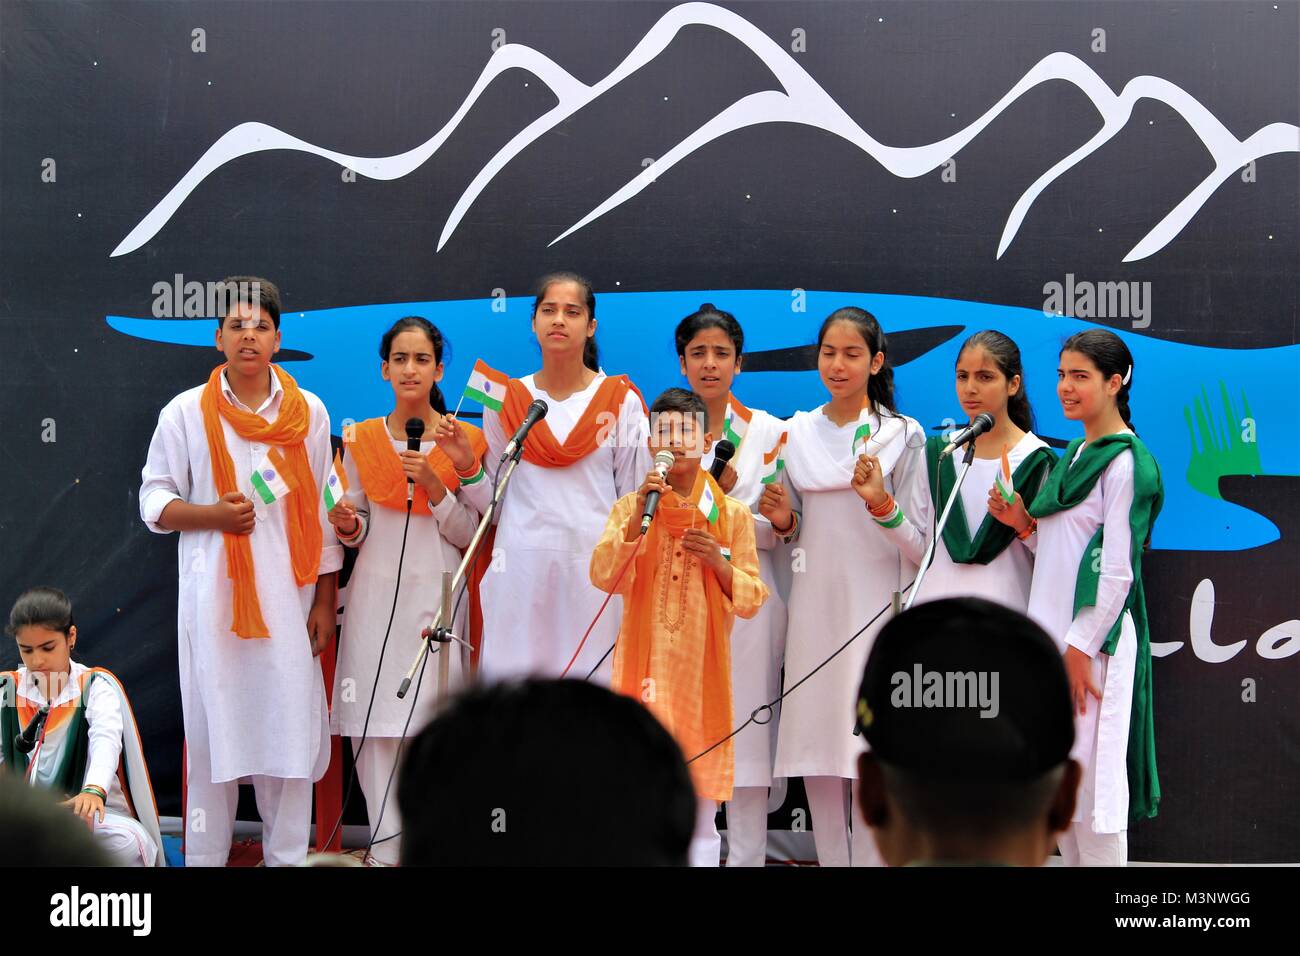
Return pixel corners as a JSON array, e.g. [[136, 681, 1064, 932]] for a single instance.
[[16, 706, 50, 783], [395, 449, 524, 702], [901, 440, 977, 612]]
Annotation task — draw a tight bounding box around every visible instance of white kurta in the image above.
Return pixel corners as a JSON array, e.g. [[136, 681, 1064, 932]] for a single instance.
[[1026, 435, 1138, 834], [331, 437, 479, 737], [459, 372, 651, 683], [6, 663, 160, 866], [772, 408, 929, 780], [139, 369, 343, 782], [879, 432, 1050, 612], [702, 408, 788, 788]]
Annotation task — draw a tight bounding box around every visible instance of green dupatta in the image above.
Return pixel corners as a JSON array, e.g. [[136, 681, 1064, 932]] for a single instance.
[[925, 435, 1056, 565]]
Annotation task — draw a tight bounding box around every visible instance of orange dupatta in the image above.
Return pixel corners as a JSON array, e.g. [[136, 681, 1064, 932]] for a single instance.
[[200, 364, 322, 639], [499, 375, 647, 468], [611, 470, 736, 801], [348, 417, 488, 513]]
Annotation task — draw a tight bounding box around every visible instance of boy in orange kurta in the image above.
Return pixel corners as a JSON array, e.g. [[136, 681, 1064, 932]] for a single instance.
[[590, 388, 768, 867]]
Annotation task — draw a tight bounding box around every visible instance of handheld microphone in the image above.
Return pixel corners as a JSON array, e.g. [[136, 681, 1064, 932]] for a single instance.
[[940, 413, 994, 458], [640, 451, 677, 535], [15, 705, 49, 755], [709, 439, 736, 482], [405, 418, 426, 501], [501, 400, 549, 462]]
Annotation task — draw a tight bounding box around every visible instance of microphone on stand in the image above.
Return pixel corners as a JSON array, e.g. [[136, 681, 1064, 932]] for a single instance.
[[639, 451, 678, 535], [405, 418, 425, 502], [940, 413, 994, 458], [709, 439, 736, 482], [15, 705, 49, 755], [501, 400, 549, 463]]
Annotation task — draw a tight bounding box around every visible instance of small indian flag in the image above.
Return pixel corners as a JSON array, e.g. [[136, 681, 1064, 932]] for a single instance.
[[759, 431, 788, 485], [851, 398, 874, 456], [851, 420, 872, 457], [697, 482, 720, 525], [995, 444, 1015, 503], [249, 448, 293, 505], [323, 449, 349, 510], [722, 399, 752, 449], [463, 358, 509, 411]]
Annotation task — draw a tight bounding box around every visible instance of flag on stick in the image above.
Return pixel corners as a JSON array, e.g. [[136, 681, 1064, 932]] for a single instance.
[[463, 358, 509, 411], [323, 449, 349, 510], [995, 444, 1015, 503], [250, 448, 294, 505], [759, 431, 788, 485]]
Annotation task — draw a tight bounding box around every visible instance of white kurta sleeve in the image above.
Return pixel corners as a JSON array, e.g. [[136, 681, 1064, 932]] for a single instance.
[[337, 447, 370, 547], [82, 676, 124, 795], [746, 415, 783, 552], [1066, 452, 1136, 659], [879, 422, 931, 567], [308, 398, 344, 576], [139, 401, 191, 533], [751, 510, 779, 552], [612, 392, 652, 498], [773, 475, 803, 544], [1016, 458, 1052, 555], [457, 409, 504, 519], [430, 486, 479, 550]]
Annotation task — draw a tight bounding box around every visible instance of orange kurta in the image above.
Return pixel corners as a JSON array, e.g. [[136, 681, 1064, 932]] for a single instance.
[[590, 477, 768, 801]]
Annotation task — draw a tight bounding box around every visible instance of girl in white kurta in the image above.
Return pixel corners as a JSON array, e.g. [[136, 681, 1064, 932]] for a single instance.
[[674, 303, 789, 867], [326, 317, 487, 865], [866, 330, 1055, 612], [3, 588, 164, 866], [139, 288, 342, 867], [1004, 329, 1163, 866], [762, 308, 928, 867], [458, 273, 651, 684]]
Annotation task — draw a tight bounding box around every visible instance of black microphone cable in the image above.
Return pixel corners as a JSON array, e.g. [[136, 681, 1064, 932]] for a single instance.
[[685, 577, 916, 766], [323, 493, 414, 853], [363, 449, 514, 861]]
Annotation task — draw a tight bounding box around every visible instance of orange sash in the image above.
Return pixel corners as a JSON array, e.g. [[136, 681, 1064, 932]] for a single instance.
[[612, 470, 735, 800], [499, 375, 647, 468], [200, 364, 322, 639], [349, 417, 488, 514]]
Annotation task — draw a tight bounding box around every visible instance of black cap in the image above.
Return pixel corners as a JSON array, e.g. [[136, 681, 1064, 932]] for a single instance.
[[856, 597, 1074, 780]]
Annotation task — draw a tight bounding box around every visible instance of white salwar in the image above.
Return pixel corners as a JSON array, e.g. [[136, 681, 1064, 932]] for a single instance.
[[331, 435, 481, 864], [877, 432, 1051, 612], [1027, 434, 1139, 866], [6, 663, 161, 867], [459, 372, 650, 684], [772, 408, 928, 866], [702, 408, 789, 867], [139, 369, 343, 867]]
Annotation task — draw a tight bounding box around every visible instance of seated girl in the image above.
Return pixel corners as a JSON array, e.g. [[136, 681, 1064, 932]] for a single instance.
[[1, 587, 164, 866]]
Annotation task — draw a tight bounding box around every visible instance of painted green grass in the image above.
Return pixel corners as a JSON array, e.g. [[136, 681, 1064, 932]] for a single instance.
[[1184, 382, 1262, 500]]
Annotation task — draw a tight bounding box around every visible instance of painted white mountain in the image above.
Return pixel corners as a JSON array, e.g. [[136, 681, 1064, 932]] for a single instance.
[[110, 1, 1299, 262]]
